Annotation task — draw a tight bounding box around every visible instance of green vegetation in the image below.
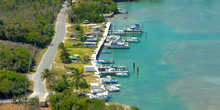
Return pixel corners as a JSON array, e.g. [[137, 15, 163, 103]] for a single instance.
[[59, 42, 71, 63], [71, 68, 89, 90], [0, 0, 65, 47], [0, 70, 29, 98], [0, 47, 34, 73], [74, 24, 82, 31], [27, 97, 40, 110], [42, 67, 88, 92], [69, 0, 118, 23], [49, 91, 106, 110], [106, 103, 124, 110], [52, 74, 70, 92]]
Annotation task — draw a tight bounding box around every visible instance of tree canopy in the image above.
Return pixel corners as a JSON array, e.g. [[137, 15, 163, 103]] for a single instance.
[[0, 47, 34, 73], [0, 0, 65, 47], [0, 70, 29, 98], [69, 0, 118, 23]]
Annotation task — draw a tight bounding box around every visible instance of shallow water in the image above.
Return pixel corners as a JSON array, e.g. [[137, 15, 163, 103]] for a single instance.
[[99, 0, 220, 109]]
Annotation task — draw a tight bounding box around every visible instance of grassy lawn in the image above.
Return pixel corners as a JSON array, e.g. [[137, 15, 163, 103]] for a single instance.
[[67, 48, 93, 56]]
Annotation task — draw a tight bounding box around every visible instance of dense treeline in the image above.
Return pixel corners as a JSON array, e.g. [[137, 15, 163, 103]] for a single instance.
[[69, 0, 118, 23], [50, 92, 106, 110], [0, 47, 34, 73], [0, 70, 29, 98], [0, 0, 65, 47]]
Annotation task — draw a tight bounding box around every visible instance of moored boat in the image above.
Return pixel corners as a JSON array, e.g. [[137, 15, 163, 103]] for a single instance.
[[107, 85, 120, 92], [102, 50, 112, 53], [98, 58, 114, 64], [87, 91, 109, 100], [124, 37, 140, 43], [102, 76, 118, 84], [106, 41, 129, 49], [125, 24, 142, 32], [115, 72, 130, 77]]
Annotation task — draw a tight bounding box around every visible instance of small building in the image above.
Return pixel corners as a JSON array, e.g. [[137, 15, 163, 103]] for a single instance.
[[87, 37, 98, 42], [84, 42, 96, 48], [82, 20, 90, 24], [84, 35, 98, 42], [85, 32, 102, 37], [91, 26, 102, 32], [70, 37, 77, 40], [90, 83, 99, 90], [84, 65, 96, 72]]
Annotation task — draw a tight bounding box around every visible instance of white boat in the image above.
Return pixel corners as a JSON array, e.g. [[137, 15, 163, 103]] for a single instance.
[[125, 24, 142, 32], [106, 41, 129, 49], [102, 76, 118, 84], [106, 35, 129, 49], [118, 8, 128, 14], [86, 91, 109, 100], [115, 72, 130, 77], [90, 89, 103, 94], [124, 37, 140, 43], [97, 58, 114, 64], [102, 50, 112, 53], [107, 85, 120, 92]]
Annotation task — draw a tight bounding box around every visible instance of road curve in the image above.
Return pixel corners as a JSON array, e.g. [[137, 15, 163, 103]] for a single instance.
[[29, 1, 68, 99]]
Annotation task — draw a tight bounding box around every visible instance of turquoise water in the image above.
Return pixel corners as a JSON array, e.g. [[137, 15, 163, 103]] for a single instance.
[[99, 0, 220, 109]]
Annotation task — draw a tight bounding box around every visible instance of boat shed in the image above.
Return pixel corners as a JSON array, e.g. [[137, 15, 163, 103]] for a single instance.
[[84, 42, 96, 47], [84, 65, 96, 72]]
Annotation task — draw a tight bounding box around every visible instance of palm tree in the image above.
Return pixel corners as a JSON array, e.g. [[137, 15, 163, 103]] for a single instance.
[[41, 68, 54, 86], [41, 69, 51, 80], [71, 68, 84, 90]]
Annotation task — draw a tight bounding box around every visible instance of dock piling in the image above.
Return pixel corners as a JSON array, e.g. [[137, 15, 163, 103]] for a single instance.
[[133, 62, 135, 70]]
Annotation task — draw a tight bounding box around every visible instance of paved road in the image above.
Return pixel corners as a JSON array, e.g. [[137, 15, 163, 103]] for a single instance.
[[28, 1, 68, 99]]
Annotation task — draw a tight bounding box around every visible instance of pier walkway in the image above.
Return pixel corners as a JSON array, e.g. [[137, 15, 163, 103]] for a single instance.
[[91, 22, 111, 73]]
